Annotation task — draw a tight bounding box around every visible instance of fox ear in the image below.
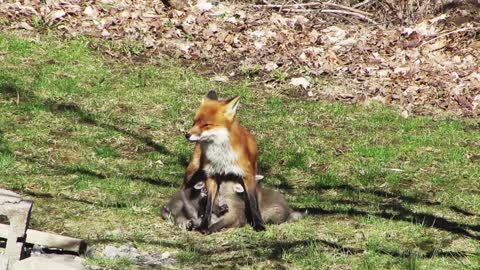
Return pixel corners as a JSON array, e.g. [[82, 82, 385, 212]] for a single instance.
[[194, 181, 205, 190], [255, 175, 264, 182], [224, 96, 240, 118], [233, 183, 244, 193], [202, 91, 218, 104], [206, 90, 218, 100]]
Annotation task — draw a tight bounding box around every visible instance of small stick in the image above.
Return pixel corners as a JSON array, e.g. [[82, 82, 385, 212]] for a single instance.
[[279, 8, 320, 13], [419, 27, 480, 47], [252, 2, 323, 9], [324, 2, 373, 16], [353, 0, 373, 8], [320, 9, 378, 24]]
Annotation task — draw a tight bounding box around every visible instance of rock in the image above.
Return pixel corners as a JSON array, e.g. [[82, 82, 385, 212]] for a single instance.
[[102, 245, 140, 261], [137, 251, 177, 266], [102, 245, 120, 259], [101, 245, 177, 266]]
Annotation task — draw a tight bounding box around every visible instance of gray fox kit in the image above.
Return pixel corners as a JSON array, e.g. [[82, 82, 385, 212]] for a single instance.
[[208, 180, 306, 232]]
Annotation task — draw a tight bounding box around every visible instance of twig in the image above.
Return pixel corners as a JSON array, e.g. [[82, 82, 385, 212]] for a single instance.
[[329, 12, 357, 25], [160, 0, 171, 8], [252, 2, 323, 9], [324, 2, 373, 16], [321, 9, 378, 24], [280, 8, 320, 13], [353, 0, 373, 8], [419, 27, 480, 47]]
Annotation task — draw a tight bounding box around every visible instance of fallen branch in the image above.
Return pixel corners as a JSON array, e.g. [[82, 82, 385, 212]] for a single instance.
[[321, 9, 378, 24], [419, 27, 480, 47], [324, 2, 373, 16]]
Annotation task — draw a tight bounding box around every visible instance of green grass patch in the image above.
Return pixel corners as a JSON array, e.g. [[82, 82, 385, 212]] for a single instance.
[[0, 33, 479, 269]]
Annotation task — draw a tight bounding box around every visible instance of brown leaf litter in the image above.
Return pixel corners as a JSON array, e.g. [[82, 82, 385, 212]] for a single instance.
[[1, 0, 479, 117]]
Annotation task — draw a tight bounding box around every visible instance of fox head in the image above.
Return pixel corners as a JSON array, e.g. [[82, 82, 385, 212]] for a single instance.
[[185, 91, 240, 142]]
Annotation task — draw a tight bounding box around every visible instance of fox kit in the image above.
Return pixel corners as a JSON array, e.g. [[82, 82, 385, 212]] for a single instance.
[[258, 187, 306, 224], [184, 91, 264, 231], [208, 181, 247, 233], [209, 181, 306, 232], [160, 182, 207, 229]]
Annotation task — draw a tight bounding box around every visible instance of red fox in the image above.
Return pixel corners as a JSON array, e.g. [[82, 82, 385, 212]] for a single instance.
[[184, 91, 265, 231]]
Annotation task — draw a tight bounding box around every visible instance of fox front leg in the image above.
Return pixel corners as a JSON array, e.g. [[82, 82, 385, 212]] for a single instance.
[[243, 173, 265, 231], [197, 176, 218, 234], [183, 143, 202, 188]]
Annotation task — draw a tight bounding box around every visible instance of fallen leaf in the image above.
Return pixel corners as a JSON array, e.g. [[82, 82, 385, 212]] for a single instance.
[[48, 10, 66, 22], [290, 77, 310, 89], [265, 62, 278, 71], [195, 0, 213, 13], [211, 75, 229, 82]]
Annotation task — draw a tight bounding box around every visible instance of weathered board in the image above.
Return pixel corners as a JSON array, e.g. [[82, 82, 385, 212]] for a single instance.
[[0, 224, 86, 255]]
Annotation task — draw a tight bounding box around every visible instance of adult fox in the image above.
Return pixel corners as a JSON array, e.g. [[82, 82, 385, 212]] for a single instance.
[[183, 91, 264, 231]]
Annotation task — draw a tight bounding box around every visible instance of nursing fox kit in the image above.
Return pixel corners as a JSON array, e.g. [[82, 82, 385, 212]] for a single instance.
[[161, 177, 305, 231], [183, 91, 264, 231]]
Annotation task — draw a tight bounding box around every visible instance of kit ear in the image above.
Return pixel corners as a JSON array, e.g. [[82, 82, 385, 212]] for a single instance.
[[202, 90, 218, 104], [233, 183, 244, 193], [224, 96, 240, 118], [194, 181, 205, 190]]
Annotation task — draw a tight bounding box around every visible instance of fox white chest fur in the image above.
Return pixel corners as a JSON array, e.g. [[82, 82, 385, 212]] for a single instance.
[[200, 128, 244, 177]]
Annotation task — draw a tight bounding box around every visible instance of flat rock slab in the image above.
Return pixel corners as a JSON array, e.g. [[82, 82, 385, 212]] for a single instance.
[[102, 245, 177, 267], [12, 254, 86, 270], [0, 189, 22, 204]]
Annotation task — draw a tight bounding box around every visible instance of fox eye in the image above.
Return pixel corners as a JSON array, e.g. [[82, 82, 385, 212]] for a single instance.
[[203, 123, 214, 128]]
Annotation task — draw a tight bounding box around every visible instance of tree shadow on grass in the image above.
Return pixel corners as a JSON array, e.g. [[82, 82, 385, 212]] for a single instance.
[[44, 100, 170, 155], [197, 237, 475, 267], [313, 183, 443, 207], [17, 154, 176, 187], [21, 190, 130, 209], [0, 75, 36, 103], [263, 239, 475, 260], [1, 80, 179, 186], [87, 237, 186, 250], [302, 204, 480, 240]]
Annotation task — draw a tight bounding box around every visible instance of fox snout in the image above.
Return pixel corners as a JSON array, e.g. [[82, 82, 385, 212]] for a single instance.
[[185, 132, 201, 142]]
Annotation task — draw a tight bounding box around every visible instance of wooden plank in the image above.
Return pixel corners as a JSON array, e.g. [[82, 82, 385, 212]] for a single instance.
[[0, 224, 86, 255]]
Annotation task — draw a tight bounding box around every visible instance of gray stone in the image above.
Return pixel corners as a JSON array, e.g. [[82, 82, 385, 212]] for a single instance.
[[102, 245, 140, 261], [101, 245, 176, 266], [102, 245, 120, 259], [137, 251, 177, 266]]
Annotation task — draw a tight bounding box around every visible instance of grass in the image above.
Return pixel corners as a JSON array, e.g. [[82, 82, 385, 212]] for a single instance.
[[0, 33, 479, 269]]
